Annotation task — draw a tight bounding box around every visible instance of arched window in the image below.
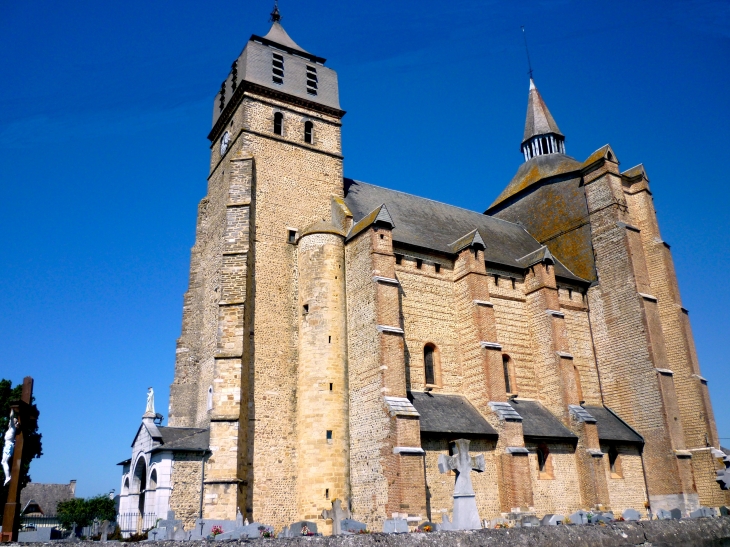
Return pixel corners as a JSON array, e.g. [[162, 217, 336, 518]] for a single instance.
[[149, 469, 157, 490], [273, 112, 283, 135], [207, 386, 213, 411], [122, 478, 129, 496], [304, 121, 313, 144], [424, 344, 437, 386]]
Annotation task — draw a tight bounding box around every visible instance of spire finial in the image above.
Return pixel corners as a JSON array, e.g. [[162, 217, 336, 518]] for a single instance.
[[521, 26, 533, 80], [270, 0, 281, 23]]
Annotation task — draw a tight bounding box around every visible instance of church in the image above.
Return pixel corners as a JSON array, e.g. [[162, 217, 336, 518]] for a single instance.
[[117, 7, 730, 534]]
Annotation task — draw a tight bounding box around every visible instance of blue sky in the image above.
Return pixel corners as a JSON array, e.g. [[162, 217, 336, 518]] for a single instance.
[[0, 0, 728, 498]]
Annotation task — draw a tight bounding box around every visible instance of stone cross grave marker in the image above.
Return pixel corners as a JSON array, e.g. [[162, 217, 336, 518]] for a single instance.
[[321, 499, 349, 535], [100, 520, 110, 542], [438, 438, 485, 530], [159, 511, 183, 540]]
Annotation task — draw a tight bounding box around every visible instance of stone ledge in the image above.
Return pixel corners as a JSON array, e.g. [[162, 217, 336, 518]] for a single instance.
[[18, 517, 730, 546]]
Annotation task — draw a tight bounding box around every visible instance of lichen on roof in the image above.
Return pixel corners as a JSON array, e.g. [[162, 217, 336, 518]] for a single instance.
[[487, 153, 583, 211]]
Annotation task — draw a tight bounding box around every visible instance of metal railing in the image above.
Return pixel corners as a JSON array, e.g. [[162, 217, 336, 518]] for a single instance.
[[117, 512, 158, 536], [19, 515, 61, 530]]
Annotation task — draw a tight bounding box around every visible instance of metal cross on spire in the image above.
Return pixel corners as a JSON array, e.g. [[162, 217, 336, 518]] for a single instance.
[[521, 26, 534, 79], [270, 0, 281, 23]]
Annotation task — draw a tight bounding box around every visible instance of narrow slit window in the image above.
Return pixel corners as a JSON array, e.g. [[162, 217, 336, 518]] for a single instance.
[[306, 65, 318, 95], [287, 229, 297, 243], [416, 259, 423, 269], [424, 344, 436, 385], [325, 488, 329, 499], [304, 120, 314, 144], [328, 335, 331, 343], [502, 355, 512, 393], [434, 263, 441, 273], [395, 254, 402, 265], [329, 383, 333, 391], [274, 112, 283, 135], [326, 430, 333, 443], [303, 304, 309, 314], [272, 53, 284, 84]]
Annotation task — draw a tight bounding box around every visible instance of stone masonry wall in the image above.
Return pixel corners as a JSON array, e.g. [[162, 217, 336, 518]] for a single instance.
[[168, 454, 205, 531]]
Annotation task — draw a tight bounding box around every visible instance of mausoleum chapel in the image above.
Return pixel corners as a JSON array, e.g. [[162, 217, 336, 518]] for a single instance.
[[117, 7, 730, 535]]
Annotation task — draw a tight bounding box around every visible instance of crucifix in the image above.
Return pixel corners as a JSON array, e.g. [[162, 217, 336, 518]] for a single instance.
[[438, 438, 484, 530], [1, 377, 36, 543], [158, 511, 183, 540]]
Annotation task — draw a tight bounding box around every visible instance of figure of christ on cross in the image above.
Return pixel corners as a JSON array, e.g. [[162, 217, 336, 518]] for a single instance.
[[438, 438, 485, 530]]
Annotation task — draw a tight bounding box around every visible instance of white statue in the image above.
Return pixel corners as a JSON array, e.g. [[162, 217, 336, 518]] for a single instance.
[[146, 387, 155, 415], [2, 409, 18, 486]]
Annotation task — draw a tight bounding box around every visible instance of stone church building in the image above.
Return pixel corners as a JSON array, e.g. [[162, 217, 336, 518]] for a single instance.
[[118, 9, 730, 533]]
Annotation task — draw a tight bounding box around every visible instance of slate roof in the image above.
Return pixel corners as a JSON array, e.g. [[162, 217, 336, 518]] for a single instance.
[[410, 391, 497, 437], [261, 21, 309, 54], [343, 179, 586, 283], [150, 427, 209, 453], [508, 399, 577, 441], [582, 406, 644, 445], [488, 153, 583, 211], [20, 482, 75, 515], [523, 79, 563, 143]]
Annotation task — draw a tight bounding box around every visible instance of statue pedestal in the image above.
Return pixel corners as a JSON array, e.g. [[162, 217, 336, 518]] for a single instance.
[[452, 494, 481, 530]]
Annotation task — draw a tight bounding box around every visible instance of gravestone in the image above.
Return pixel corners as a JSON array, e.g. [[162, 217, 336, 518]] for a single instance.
[[191, 518, 236, 539], [517, 515, 540, 527], [670, 508, 682, 520], [321, 499, 350, 535], [622, 508, 641, 521], [382, 518, 409, 533], [158, 511, 184, 541], [656, 508, 673, 520], [690, 507, 716, 518], [18, 527, 54, 542], [720, 506, 729, 517], [438, 438, 485, 530], [216, 522, 274, 540], [289, 520, 318, 536], [99, 520, 109, 543], [569, 510, 588, 525], [341, 518, 367, 534], [594, 512, 614, 523], [438, 513, 452, 531], [541, 514, 564, 526], [236, 508, 244, 529]]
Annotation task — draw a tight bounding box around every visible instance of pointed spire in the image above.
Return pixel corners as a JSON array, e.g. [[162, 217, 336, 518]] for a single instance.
[[521, 79, 566, 161], [269, 0, 281, 23]]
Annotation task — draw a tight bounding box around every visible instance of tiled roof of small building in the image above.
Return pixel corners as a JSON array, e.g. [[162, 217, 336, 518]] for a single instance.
[[508, 399, 577, 441], [583, 406, 644, 444], [20, 482, 75, 515], [410, 391, 497, 437], [344, 179, 586, 283], [151, 426, 209, 452]]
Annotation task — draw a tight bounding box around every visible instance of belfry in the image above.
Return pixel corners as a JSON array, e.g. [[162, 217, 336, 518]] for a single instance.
[[117, 8, 729, 535]]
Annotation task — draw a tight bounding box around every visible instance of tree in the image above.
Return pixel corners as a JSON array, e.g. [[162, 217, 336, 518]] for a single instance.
[[57, 495, 117, 530], [0, 378, 43, 517]]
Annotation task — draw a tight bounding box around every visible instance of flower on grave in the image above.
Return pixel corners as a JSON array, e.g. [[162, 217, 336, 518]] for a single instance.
[[300, 525, 312, 536], [356, 529, 371, 534], [210, 525, 223, 537], [422, 525, 432, 533], [615, 516, 625, 522], [259, 529, 272, 538], [586, 511, 594, 521], [562, 517, 572, 525]]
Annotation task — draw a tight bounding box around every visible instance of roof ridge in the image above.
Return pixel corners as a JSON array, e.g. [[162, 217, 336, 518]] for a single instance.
[[346, 179, 524, 229]]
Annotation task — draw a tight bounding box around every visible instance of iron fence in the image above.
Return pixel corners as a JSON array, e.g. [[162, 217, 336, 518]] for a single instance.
[[19, 515, 60, 530], [117, 512, 159, 536]]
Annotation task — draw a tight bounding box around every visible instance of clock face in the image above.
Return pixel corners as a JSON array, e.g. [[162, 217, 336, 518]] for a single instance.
[[220, 131, 230, 155]]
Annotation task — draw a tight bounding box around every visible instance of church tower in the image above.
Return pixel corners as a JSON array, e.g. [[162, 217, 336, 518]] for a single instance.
[[168, 6, 348, 529]]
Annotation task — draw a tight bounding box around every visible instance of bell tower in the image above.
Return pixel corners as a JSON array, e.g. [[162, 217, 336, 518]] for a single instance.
[[520, 79, 566, 161], [168, 5, 346, 528]]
